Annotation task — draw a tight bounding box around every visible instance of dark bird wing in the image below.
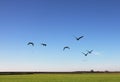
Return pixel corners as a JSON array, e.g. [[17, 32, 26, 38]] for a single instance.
[[74, 36, 78, 40], [75, 36, 84, 40], [41, 43, 47, 46], [78, 36, 84, 39], [90, 50, 93, 53], [82, 52, 86, 55], [27, 42, 34, 46], [82, 52, 88, 56], [63, 47, 66, 51], [87, 50, 93, 54], [63, 46, 70, 51]]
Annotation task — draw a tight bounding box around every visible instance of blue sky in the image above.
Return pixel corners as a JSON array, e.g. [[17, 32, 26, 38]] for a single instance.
[[0, 0, 120, 72]]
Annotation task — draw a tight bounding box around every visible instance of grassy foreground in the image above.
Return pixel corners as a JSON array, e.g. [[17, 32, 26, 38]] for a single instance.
[[0, 73, 120, 82]]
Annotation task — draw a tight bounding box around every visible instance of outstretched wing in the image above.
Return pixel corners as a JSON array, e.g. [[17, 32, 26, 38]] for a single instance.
[[74, 36, 78, 40], [63, 46, 70, 51], [27, 42, 34, 46], [82, 52, 88, 56], [87, 50, 93, 54], [41, 43, 47, 46], [82, 52, 85, 55], [63, 47, 66, 51], [75, 36, 84, 40], [90, 50, 93, 53], [78, 36, 84, 39]]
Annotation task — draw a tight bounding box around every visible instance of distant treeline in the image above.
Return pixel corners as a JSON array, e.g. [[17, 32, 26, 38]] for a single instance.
[[0, 71, 120, 75], [0, 72, 34, 75]]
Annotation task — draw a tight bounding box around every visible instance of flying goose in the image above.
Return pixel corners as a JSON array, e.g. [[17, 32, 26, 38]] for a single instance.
[[82, 52, 89, 56], [27, 42, 34, 46], [75, 36, 84, 41], [41, 43, 47, 46], [63, 46, 70, 51], [87, 50, 93, 54]]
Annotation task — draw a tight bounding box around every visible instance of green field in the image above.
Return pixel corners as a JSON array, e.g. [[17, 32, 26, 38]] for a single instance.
[[0, 73, 120, 82]]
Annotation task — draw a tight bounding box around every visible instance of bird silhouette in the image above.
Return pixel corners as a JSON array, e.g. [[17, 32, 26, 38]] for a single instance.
[[63, 46, 70, 51], [82, 52, 89, 56], [27, 42, 34, 46], [87, 50, 93, 54], [41, 43, 47, 46], [75, 36, 84, 41]]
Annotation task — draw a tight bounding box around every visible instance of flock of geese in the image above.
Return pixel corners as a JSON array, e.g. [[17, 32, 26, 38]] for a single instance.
[[27, 36, 93, 56]]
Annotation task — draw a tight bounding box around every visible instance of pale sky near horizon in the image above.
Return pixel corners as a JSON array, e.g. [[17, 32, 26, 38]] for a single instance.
[[0, 0, 120, 72]]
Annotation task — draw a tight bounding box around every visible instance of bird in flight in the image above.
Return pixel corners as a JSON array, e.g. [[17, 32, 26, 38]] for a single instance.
[[82, 52, 89, 56], [63, 46, 70, 51], [75, 36, 84, 41], [87, 50, 93, 54], [27, 42, 34, 46], [41, 43, 47, 46]]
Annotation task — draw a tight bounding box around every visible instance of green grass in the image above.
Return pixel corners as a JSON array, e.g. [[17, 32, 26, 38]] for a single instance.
[[0, 73, 120, 82]]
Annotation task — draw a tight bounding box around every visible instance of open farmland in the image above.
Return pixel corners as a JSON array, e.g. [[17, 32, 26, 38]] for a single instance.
[[0, 73, 120, 82]]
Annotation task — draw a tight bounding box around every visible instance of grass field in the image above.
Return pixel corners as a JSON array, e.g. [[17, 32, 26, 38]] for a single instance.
[[0, 73, 120, 82]]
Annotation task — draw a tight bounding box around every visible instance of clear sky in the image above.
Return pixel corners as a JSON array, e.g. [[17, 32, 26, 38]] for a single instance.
[[0, 0, 120, 72]]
